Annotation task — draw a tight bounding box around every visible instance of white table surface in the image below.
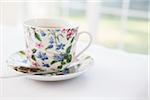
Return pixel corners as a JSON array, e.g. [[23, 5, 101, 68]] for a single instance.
[[0, 26, 149, 100]]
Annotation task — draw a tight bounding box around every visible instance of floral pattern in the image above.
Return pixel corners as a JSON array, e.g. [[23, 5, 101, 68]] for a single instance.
[[37, 52, 48, 61], [46, 36, 54, 49], [43, 64, 50, 68], [35, 43, 44, 48], [8, 51, 92, 76], [32, 62, 40, 67], [67, 29, 74, 40], [40, 31, 46, 37], [56, 43, 65, 50], [54, 54, 64, 61], [25, 27, 78, 71]]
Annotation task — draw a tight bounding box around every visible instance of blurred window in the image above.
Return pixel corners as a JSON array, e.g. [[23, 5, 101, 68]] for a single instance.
[[1, 0, 149, 54]]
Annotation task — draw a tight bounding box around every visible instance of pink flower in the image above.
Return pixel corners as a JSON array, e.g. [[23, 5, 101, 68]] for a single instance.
[[61, 28, 76, 39], [67, 29, 74, 39], [67, 32, 73, 39], [35, 43, 44, 48], [61, 28, 66, 33], [32, 62, 40, 67]]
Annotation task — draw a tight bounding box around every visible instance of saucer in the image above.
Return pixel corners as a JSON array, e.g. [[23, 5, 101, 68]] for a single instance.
[[7, 50, 94, 81]]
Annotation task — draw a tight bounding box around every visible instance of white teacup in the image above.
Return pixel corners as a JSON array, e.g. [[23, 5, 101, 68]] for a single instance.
[[24, 19, 92, 72]]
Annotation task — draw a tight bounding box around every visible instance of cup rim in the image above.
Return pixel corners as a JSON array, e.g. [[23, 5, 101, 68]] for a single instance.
[[24, 18, 79, 29]]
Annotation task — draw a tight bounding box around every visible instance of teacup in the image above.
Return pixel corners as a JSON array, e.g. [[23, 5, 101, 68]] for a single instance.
[[24, 19, 92, 72]]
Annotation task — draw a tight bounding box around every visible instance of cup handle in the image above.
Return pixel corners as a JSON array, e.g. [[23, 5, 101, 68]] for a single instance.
[[75, 31, 93, 58]]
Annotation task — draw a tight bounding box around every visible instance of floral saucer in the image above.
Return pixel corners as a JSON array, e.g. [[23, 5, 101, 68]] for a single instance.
[[6, 50, 94, 81]]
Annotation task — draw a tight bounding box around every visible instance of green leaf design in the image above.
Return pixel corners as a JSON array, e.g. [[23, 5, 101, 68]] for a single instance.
[[19, 51, 25, 55], [77, 64, 81, 67], [66, 45, 72, 53], [70, 37, 74, 43], [45, 46, 50, 50], [61, 61, 66, 65], [31, 55, 36, 61], [51, 61, 57, 65], [35, 32, 41, 41], [58, 65, 63, 69], [66, 54, 72, 63], [56, 36, 60, 42], [62, 53, 68, 59], [32, 48, 37, 53], [53, 32, 58, 45]]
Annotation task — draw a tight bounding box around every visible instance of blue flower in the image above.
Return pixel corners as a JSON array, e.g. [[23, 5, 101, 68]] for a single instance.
[[56, 43, 65, 50], [63, 68, 69, 74], [54, 54, 64, 61], [43, 64, 50, 68], [46, 37, 54, 49], [40, 31, 46, 37], [37, 52, 48, 61], [49, 37, 54, 44], [47, 44, 53, 49], [22, 59, 28, 63]]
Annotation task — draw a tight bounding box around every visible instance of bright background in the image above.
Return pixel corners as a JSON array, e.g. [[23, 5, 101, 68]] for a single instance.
[[0, 0, 149, 99], [1, 0, 149, 54]]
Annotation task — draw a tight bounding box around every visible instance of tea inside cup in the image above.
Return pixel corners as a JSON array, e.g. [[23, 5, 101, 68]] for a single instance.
[[24, 19, 78, 28]]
